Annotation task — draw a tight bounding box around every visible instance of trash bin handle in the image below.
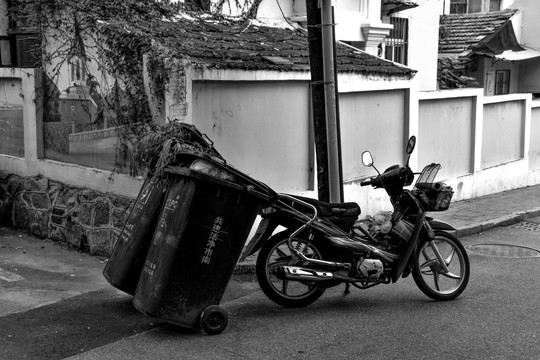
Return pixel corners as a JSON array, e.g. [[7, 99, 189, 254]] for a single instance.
[[201, 133, 213, 146]]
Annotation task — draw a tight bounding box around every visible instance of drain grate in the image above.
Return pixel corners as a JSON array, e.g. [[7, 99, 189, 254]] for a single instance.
[[466, 244, 540, 258], [512, 221, 540, 232]]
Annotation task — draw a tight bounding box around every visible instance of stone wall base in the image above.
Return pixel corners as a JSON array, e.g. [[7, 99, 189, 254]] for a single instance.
[[0, 171, 132, 256]]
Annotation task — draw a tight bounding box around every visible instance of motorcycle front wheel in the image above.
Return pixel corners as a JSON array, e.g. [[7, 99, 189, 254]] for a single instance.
[[412, 231, 470, 301], [256, 232, 326, 308]]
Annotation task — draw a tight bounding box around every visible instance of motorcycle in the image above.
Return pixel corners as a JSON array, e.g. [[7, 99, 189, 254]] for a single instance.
[[239, 135, 470, 307]]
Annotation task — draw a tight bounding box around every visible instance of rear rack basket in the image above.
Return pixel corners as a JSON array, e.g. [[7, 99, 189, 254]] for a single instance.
[[412, 163, 453, 211]]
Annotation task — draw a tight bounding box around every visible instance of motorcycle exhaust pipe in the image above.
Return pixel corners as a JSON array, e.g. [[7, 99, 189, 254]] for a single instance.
[[280, 266, 334, 282], [280, 266, 386, 284]]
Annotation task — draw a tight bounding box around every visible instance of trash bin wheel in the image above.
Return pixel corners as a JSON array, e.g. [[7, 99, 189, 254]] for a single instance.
[[200, 305, 228, 335]]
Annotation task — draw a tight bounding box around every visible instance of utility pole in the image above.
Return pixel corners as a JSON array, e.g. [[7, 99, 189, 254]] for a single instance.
[[306, 0, 329, 202], [306, 0, 343, 203]]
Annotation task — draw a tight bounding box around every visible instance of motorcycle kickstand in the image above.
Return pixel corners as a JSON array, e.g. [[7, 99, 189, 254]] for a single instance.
[[344, 282, 350, 295]]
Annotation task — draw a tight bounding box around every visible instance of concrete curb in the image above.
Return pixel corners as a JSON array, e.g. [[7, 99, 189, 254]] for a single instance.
[[453, 207, 540, 238]]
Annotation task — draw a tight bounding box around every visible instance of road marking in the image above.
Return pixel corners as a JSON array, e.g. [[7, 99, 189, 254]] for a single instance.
[[0, 267, 25, 282]]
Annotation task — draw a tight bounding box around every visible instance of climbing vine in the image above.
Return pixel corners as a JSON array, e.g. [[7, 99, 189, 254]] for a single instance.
[[7, 0, 263, 176]]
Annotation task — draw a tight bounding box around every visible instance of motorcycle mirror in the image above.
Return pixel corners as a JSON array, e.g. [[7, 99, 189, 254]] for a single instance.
[[362, 151, 373, 167], [405, 135, 416, 167], [406, 136, 416, 155]]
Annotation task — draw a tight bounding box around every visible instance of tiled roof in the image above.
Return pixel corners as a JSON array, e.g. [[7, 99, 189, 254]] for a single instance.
[[102, 13, 414, 76], [382, 0, 419, 15], [383, 0, 417, 4], [439, 9, 518, 54]]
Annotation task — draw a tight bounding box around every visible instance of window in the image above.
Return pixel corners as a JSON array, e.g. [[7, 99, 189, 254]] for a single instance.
[[494, 70, 510, 95], [4, 0, 41, 68], [69, 56, 86, 85], [384, 17, 409, 65], [15, 34, 40, 68], [0, 37, 16, 67], [450, 0, 467, 14], [0, 34, 40, 68], [489, 0, 501, 11], [449, 0, 501, 13], [468, 0, 482, 12]]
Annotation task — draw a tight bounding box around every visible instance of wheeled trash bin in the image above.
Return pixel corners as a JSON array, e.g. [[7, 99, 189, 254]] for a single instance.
[[103, 175, 168, 295], [103, 123, 225, 295], [133, 160, 273, 334]]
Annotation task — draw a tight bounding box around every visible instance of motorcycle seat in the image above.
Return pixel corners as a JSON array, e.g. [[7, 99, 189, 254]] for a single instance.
[[292, 196, 361, 218]]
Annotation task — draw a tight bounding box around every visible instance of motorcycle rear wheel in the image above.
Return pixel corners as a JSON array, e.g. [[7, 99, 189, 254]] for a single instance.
[[256, 232, 326, 308], [412, 231, 470, 301]]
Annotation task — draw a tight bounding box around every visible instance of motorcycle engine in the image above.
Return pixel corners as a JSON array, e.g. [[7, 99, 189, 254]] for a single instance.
[[357, 259, 384, 279]]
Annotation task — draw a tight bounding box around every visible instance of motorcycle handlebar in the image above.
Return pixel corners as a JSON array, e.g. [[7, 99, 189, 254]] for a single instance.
[[360, 178, 373, 187], [361, 165, 412, 189]]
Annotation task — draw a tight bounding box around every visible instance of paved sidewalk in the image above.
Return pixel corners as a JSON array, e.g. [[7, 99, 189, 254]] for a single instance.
[[236, 184, 540, 270], [434, 184, 540, 236]]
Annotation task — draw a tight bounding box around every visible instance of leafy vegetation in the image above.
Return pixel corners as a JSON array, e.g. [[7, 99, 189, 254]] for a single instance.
[[437, 56, 479, 90], [8, 0, 262, 176]]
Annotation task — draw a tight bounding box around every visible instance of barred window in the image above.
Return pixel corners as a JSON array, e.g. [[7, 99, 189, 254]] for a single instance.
[[384, 17, 409, 66]]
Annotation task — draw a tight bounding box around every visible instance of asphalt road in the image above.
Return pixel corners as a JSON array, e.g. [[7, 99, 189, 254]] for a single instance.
[[1, 221, 539, 360]]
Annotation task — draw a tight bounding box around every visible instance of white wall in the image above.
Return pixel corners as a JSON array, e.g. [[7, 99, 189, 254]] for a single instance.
[[529, 104, 540, 169], [191, 80, 313, 193], [345, 89, 540, 214], [507, 0, 540, 49], [4, 65, 540, 217], [398, 0, 444, 91], [518, 59, 540, 94], [415, 91, 536, 200], [340, 89, 407, 182], [256, 0, 294, 20], [334, 0, 377, 42], [418, 95, 475, 178], [482, 99, 525, 168], [0, 78, 23, 106], [255, 0, 382, 42]]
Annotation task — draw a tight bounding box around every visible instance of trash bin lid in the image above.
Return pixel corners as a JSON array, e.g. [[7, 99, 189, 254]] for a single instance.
[[166, 155, 277, 203]]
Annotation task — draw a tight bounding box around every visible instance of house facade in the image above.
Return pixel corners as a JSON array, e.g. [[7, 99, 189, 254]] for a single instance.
[[507, 0, 540, 96], [440, 1, 540, 96], [239, 0, 443, 91]]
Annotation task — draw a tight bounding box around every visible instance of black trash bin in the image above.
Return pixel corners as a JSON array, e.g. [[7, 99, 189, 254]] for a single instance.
[[133, 163, 273, 334], [103, 123, 225, 295], [103, 174, 169, 295]]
